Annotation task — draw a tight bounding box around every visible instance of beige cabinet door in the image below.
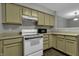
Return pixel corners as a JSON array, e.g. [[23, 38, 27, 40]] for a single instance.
[[23, 7, 32, 16], [57, 37, 65, 52], [52, 35, 57, 48], [0, 41, 3, 56], [38, 12, 45, 25], [43, 41, 49, 50], [66, 40, 77, 56], [3, 4, 22, 24], [3, 43, 22, 56], [45, 14, 50, 26], [32, 10, 38, 17], [48, 35, 53, 48], [49, 15, 55, 26]]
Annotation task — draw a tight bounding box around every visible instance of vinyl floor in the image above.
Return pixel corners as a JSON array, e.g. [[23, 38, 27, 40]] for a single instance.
[[43, 48, 68, 56]]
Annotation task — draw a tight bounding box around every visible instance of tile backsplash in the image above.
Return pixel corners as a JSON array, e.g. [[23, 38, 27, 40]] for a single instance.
[[54, 27, 79, 33]]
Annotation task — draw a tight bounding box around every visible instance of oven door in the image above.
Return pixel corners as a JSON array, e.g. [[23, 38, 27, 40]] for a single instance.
[[23, 36, 43, 56]]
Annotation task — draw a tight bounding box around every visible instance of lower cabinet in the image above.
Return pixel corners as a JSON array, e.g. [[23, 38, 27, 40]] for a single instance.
[[57, 37, 65, 52], [0, 40, 3, 56], [0, 37, 23, 56], [65, 40, 77, 56], [48, 35, 53, 48], [43, 41, 49, 50], [52, 35, 57, 48], [3, 43, 22, 56], [43, 34, 79, 56]]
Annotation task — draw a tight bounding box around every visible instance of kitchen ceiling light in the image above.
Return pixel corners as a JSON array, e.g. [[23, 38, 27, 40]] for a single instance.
[[73, 18, 78, 21], [73, 11, 79, 21]]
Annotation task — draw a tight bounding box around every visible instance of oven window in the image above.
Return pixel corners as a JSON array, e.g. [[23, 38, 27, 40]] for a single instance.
[[30, 39, 40, 46]]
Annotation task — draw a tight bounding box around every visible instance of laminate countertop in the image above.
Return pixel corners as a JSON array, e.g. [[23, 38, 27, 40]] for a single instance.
[[0, 32, 22, 40], [44, 32, 79, 36]]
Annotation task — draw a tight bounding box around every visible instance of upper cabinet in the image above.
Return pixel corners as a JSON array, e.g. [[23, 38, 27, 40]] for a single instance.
[[38, 12, 45, 25], [44, 14, 50, 26], [2, 3, 55, 26], [22, 7, 32, 16], [2, 3, 22, 24], [49, 15, 55, 26], [32, 10, 38, 17]]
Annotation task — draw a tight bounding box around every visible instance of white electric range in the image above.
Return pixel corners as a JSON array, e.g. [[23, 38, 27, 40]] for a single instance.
[[22, 29, 43, 56]]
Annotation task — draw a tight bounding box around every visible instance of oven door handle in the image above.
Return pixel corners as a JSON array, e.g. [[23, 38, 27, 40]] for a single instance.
[[25, 36, 43, 40]]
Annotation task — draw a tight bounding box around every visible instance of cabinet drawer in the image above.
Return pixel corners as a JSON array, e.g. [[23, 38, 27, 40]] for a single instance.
[[43, 34, 48, 38], [43, 41, 49, 44], [3, 38, 22, 45], [43, 38, 48, 41], [65, 36, 76, 41], [56, 35, 64, 38]]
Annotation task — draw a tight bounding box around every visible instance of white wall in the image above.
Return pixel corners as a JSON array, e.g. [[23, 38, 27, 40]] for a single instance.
[[54, 15, 67, 28], [67, 19, 79, 27], [17, 3, 56, 15]]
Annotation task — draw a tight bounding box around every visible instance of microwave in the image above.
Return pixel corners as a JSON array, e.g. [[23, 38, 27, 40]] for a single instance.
[[38, 29, 47, 33]]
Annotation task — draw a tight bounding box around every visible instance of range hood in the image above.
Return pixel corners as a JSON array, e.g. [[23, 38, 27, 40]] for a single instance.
[[22, 15, 38, 21]]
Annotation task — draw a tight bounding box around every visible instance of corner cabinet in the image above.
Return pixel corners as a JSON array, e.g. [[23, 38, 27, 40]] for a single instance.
[[2, 3, 22, 24]]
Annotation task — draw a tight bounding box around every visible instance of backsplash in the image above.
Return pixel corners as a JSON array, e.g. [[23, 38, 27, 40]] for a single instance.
[[54, 27, 79, 33]]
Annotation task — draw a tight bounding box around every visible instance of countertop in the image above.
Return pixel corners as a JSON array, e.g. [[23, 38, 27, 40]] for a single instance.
[[44, 32, 79, 36], [0, 32, 22, 40]]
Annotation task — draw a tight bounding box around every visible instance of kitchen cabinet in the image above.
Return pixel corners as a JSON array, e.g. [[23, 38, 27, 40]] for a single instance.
[[3, 38, 22, 56], [44, 14, 50, 26], [48, 34, 53, 48], [56, 35, 65, 52], [23, 7, 32, 16], [43, 41, 49, 50], [43, 34, 49, 50], [3, 43, 22, 56], [32, 10, 38, 17], [52, 35, 57, 48], [38, 12, 45, 25], [65, 36, 77, 56], [2, 3, 22, 24], [49, 15, 55, 26], [0, 40, 3, 56]]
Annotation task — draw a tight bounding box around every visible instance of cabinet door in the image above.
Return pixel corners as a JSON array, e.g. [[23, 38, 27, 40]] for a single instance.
[[43, 41, 49, 50], [23, 7, 32, 16], [57, 37, 65, 52], [3, 43, 22, 56], [5, 4, 22, 24], [32, 10, 38, 17], [0, 41, 3, 56], [38, 12, 45, 25], [45, 14, 50, 26], [49, 35, 53, 48], [66, 40, 77, 56], [49, 15, 55, 26], [52, 35, 57, 48]]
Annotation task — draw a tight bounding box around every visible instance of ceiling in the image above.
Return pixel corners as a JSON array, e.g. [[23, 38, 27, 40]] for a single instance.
[[36, 3, 79, 19]]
